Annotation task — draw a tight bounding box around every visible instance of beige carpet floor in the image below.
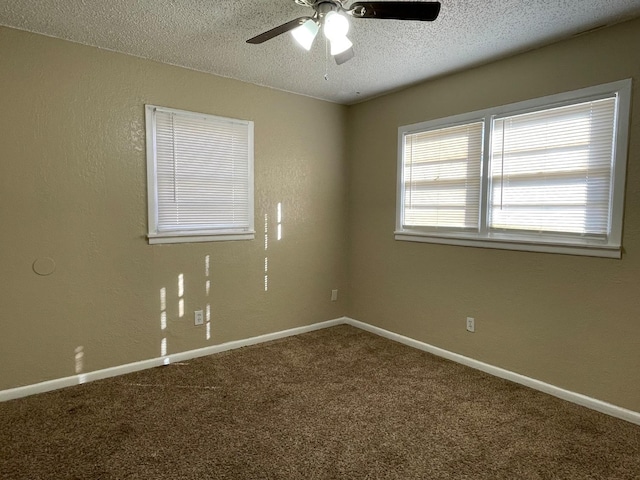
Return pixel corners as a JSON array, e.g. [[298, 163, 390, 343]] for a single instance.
[[1, 325, 639, 479]]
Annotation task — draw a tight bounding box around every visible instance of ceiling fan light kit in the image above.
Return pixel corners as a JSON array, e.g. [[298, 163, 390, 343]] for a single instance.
[[291, 19, 320, 50], [329, 35, 353, 55], [248, 0, 441, 65], [323, 11, 350, 39]]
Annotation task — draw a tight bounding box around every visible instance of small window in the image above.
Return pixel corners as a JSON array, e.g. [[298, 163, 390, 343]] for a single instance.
[[396, 79, 631, 258], [145, 105, 254, 244]]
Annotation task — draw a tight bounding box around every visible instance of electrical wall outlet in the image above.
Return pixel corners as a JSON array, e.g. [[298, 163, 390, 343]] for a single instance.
[[194, 310, 204, 326], [331, 289, 338, 301], [466, 317, 475, 333]]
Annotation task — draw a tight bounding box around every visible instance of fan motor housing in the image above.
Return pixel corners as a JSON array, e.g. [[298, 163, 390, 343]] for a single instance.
[[315, 1, 342, 17]]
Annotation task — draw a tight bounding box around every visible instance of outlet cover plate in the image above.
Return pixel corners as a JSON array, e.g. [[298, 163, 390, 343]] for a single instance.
[[466, 317, 475, 333]]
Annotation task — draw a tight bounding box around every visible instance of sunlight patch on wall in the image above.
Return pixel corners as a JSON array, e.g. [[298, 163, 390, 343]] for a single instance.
[[205, 255, 211, 341], [160, 287, 166, 311], [264, 213, 269, 292], [160, 287, 167, 330], [178, 273, 185, 318], [160, 286, 167, 362], [74, 346, 84, 374], [277, 202, 283, 241]]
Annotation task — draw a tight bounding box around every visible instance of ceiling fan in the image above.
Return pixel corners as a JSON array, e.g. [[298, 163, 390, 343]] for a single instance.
[[247, 1, 441, 65]]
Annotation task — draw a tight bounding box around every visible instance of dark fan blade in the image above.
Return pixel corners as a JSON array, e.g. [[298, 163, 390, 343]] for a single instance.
[[349, 1, 441, 21], [246, 17, 313, 44], [334, 47, 355, 65]]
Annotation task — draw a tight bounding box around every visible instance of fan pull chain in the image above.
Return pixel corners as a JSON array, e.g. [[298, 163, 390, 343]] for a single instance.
[[324, 36, 329, 81]]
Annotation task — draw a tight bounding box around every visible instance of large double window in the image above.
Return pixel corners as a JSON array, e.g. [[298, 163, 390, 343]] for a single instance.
[[396, 80, 631, 258]]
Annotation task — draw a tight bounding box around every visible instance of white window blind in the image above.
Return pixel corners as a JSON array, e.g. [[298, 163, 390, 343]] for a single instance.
[[490, 98, 616, 238], [402, 121, 484, 230], [396, 79, 631, 258], [146, 106, 254, 244]]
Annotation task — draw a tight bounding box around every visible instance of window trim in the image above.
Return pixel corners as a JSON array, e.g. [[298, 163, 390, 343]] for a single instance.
[[145, 105, 255, 245], [395, 79, 632, 259]]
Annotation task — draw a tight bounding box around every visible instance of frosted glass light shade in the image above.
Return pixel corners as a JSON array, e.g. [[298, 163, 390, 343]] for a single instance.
[[330, 35, 353, 55], [291, 20, 319, 51], [323, 11, 349, 40]]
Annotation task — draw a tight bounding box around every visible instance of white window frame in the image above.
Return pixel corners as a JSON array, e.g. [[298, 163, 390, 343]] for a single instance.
[[146, 105, 255, 245], [396, 79, 632, 258]]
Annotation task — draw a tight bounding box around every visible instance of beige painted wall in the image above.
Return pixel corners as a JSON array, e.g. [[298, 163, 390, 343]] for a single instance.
[[0, 27, 348, 390], [347, 18, 640, 412]]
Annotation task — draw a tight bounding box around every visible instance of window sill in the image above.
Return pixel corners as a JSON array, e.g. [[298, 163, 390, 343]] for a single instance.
[[394, 231, 621, 259], [148, 231, 255, 245]]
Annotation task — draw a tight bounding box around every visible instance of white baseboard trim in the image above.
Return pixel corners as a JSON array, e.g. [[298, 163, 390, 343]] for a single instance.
[[0, 317, 346, 403], [3, 315, 639, 427], [343, 317, 640, 426]]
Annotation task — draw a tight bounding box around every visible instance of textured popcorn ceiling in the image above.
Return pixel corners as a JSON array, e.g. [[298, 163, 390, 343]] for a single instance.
[[1, 0, 640, 104]]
